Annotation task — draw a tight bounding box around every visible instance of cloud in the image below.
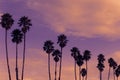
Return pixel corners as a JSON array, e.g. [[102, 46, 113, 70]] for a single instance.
[[26, 0, 120, 40]]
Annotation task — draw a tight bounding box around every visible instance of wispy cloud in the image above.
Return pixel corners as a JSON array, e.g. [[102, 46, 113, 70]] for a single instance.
[[26, 0, 120, 40]]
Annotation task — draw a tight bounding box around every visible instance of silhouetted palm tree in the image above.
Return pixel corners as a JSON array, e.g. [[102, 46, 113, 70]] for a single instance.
[[43, 40, 54, 80], [108, 58, 116, 80], [52, 49, 61, 80], [112, 60, 117, 80], [80, 68, 87, 80], [11, 29, 23, 80], [71, 47, 80, 80], [97, 54, 105, 80], [18, 16, 32, 80], [77, 53, 84, 80], [0, 13, 14, 80], [83, 50, 91, 80], [115, 65, 120, 80], [57, 34, 68, 80]]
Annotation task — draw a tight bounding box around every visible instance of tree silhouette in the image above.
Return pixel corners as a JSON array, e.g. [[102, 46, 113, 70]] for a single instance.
[[71, 47, 80, 80], [80, 68, 87, 80], [52, 49, 61, 80], [11, 29, 23, 80], [0, 13, 14, 80], [18, 16, 32, 80], [112, 60, 117, 80], [83, 50, 91, 80], [43, 40, 54, 80], [115, 65, 120, 80], [77, 53, 84, 80], [108, 58, 114, 80], [57, 34, 68, 80], [97, 54, 105, 80]]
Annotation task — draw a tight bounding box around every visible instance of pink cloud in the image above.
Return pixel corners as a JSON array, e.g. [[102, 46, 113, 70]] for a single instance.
[[26, 0, 120, 40]]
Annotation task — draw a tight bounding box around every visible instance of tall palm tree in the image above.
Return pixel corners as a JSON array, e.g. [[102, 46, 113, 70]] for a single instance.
[[80, 68, 87, 80], [71, 47, 80, 80], [108, 58, 115, 80], [11, 29, 23, 80], [18, 16, 32, 80], [77, 53, 84, 80], [57, 34, 68, 80], [43, 40, 54, 80], [0, 13, 14, 80], [112, 60, 117, 80], [83, 50, 91, 80], [97, 54, 105, 80], [115, 65, 120, 80], [52, 49, 61, 80]]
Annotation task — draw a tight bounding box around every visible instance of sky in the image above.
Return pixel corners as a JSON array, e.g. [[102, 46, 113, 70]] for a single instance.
[[0, 0, 120, 80]]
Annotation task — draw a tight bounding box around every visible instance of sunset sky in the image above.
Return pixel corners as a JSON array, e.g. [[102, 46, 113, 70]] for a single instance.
[[0, 0, 120, 80]]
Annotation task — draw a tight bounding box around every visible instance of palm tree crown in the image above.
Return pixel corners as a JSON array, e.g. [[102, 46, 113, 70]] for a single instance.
[[76, 54, 84, 67], [57, 34, 68, 48], [11, 29, 23, 44], [71, 47, 80, 61], [81, 68, 87, 77], [52, 49, 61, 62], [108, 58, 115, 68], [97, 54, 105, 72], [43, 40, 54, 54], [112, 61, 117, 70], [18, 16, 32, 33], [83, 50, 91, 61], [0, 13, 14, 30], [115, 65, 120, 78], [97, 54, 105, 63]]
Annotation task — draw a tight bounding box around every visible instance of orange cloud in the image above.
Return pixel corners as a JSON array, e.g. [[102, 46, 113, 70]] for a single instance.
[[27, 0, 120, 40]]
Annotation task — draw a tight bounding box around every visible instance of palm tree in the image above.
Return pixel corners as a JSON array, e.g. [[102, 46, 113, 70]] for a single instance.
[[0, 13, 14, 80], [80, 68, 87, 80], [108, 58, 116, 80], [97, 54, 105, 80], [18, 16, 32, 80], [112, 60, 117, 80], [71, 47, 80, 80], [77, 53, 84, 80], [11, 29, 23, 80], [52, 49, 61, 80], [43, 40, 54, 80], [83, 50, 91, 80], [115, 65, 120, 80], [57, 34, 68, 80]]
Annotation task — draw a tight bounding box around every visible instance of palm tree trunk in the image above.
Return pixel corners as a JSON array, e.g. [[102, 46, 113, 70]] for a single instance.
[[79, 66, 81, 80], [21, 34, 26, 80], [74, 61, 77, 80], [100, 71, 102, 80], [108, 67, 110, 80], [16, 44, 19, 80], [85, 61, 87, 80], [117, 77, 118, 80], [48, 54, 51, 80], [58, 48, 62, 80], [113, 69, 115, 80], [55, 62, 57, 80], [5, 30, 11, 80], [82, 77, 84, 80]]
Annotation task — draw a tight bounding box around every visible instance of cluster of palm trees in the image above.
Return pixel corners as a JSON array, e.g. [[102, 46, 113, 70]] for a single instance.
[[43, 34, 68, 80], [43, 35, 120, 80], [0, 13, 120, 80], [70, 47, 91, 80], [0, 13, 32, 80], [97, 54, 120, 80]]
